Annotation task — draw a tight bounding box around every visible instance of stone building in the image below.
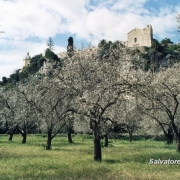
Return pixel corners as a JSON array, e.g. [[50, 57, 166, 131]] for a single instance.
[[23, 52, 31, 67], [127, 25, 153, 47]]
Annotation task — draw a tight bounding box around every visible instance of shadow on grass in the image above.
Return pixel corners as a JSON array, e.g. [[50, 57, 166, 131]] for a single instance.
[[52, 147, 94, 156], [104, 159, 121, 164], [102, 143, 115, 148], [52, 147, 74, 151]]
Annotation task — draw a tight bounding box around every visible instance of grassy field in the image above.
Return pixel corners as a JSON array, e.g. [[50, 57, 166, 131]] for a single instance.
[[0, 134, 180, 180]]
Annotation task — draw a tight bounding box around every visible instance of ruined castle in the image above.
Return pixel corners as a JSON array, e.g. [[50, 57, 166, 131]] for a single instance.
[[121, 24, 153, 47]]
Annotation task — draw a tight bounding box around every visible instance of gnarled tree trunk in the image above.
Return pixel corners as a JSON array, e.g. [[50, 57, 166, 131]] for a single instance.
[[171, 124, 180, 151], [46, 129, 52, 150], [9, 133, 13, 141], [157, 123, 173, 144], [167, 127, 173, 144], [129, 130, 133, 142], [177, 138, 180, 152], [176, 128, 180, 152], [94, 124, 102, 161], [22, 133, 27, 144], [91, 122, 102, 161], [94, 138, 101, 161], [104, 134, 108, 147], [17, 126, 27, 144], [90, 110, 103, 161], [7, 126, 17, 141], [68, 129, 73, 143]]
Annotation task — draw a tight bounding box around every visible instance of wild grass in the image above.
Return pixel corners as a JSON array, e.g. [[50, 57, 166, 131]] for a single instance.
[[0, 134, 180, 180]]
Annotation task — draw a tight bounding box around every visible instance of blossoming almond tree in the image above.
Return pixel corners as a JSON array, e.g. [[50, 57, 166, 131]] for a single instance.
[[15, 73, 79, 149], [0, 88, 39, 143], [137, 64, 180, 150], [60, 45, 136, 161]]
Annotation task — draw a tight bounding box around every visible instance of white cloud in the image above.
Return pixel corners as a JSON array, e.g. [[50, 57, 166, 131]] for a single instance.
[[0, 0, 179, 79], [111, 0, 148, 13], [0, 0, 178, 43], [0, 0, 62, 40]]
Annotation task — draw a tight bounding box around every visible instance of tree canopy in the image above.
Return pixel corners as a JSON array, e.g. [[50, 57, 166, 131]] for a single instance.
[[47, 37, 55, 51]]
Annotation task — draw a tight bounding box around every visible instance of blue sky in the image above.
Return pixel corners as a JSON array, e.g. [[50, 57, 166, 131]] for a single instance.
[[0, 0, 180, 80]]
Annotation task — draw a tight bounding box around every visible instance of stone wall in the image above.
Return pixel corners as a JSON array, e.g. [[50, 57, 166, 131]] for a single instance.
[[23, 59, 30, 67], [127, 25, 152, 47]]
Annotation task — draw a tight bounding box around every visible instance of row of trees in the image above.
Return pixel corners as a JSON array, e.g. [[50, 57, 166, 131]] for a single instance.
[[1, 38, 180, 161], [1, 27, 180, 161]]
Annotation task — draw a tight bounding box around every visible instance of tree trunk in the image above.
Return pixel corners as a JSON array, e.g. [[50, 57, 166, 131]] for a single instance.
[[68, 130, 73, 143], [167, 134, 173, 144], [104, 134, 108, 147], [94, 138, 102, 161], [9, 133, 13, 141], [177, 137, 180, 152], [177, 139, 180, 152], [22, 133, 27, 144], [16, 125, 27, 144], [167, 127, 173, 144], [46, 130, 52, 150], [129, 130, 133, 142], [177, 142, 180, 152], [90, 117, 102, 161]]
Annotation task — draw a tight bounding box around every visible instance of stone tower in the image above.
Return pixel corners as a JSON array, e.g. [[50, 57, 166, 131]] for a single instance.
[[127, 25, 153, 47], [23, 52, 31, 67]]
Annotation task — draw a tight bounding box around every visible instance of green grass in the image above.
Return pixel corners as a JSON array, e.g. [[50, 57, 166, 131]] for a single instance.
[[0, 134, 180, 180]]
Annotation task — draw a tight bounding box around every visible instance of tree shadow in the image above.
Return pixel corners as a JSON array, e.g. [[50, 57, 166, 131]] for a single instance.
[[104, 159, 121, 164]]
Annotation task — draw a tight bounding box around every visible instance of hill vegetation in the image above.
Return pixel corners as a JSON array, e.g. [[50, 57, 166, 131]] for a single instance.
[[1, 37, 180, 88]]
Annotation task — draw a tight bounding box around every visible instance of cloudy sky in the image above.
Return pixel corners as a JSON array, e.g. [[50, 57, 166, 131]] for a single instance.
[[0, 0, 180, 80]]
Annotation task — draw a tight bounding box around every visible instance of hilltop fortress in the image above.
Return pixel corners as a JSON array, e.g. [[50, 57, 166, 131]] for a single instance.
[[130, 24, 153, 47], [121, 24, 153, 47]]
